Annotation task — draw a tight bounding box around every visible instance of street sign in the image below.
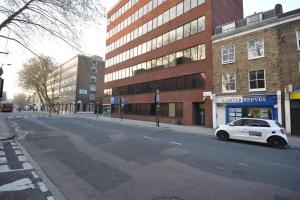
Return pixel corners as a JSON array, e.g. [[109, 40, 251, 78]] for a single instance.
[[203, 91, 212, 97]]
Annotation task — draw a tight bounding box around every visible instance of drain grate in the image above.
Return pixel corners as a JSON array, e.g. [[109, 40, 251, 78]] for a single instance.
[[152, 195, 185, 200]]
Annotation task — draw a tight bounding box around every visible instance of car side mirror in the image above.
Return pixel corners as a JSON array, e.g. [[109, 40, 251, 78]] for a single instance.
[[229, 122, 234, 126]]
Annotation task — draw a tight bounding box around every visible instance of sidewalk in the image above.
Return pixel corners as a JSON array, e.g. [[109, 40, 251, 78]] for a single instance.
[[57, 112, 300, 147], [0, 118, 14, 141]]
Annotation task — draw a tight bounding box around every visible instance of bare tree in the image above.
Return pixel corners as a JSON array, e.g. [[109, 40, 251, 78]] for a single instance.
[[0, 0, 105, 56], [13, 93, 28, 108], [18, 56, 59, 113]]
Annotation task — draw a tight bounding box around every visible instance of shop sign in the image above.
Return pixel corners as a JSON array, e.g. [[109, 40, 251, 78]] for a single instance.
[[290, 92, 300, 100], [243, 96, 266, 102], [79, 89, 87, 95], [223, 96, 243, 103]]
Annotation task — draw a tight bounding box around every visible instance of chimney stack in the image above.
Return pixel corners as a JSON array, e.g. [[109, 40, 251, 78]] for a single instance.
[[275, 4, 283, 16]]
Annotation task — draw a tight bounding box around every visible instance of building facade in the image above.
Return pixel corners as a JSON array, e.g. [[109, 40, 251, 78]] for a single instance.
[[212, 5, 300, 135], [47, 55, 105, 113], [104, 0, 243, 126]]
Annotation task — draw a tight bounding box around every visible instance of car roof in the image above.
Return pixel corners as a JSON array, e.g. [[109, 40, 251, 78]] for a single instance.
[[236, 118, 276, 123]]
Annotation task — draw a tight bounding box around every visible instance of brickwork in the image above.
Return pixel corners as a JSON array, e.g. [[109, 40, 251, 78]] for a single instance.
[[105, 0, 243, 127], [277, 20, 300, 90], [213, 27, 282, 96]]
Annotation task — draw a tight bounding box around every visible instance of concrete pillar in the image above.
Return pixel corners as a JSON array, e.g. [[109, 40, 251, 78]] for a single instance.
[[284, 93, 291, 135], [277, 90, 282, 124]]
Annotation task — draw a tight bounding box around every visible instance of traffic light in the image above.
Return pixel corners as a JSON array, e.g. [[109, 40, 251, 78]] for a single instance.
[[0, 78, 3, 99]]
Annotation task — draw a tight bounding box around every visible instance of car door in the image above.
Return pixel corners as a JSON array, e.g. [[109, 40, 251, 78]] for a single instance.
[[229, 119, 249, 140], [246, 119, 267, 142]]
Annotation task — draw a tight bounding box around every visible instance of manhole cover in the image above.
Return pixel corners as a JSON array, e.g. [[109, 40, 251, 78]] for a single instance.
[[152, 195, 184, 200]]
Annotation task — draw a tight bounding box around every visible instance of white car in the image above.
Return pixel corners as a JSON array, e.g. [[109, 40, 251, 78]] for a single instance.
[[215, 118, 288, 148]]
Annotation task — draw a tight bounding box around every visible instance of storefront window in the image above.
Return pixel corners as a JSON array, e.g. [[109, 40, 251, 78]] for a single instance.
[[229, 108, 242, 122]]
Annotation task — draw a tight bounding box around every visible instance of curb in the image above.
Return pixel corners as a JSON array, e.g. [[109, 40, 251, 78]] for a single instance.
[[0, 133, 15, 141]]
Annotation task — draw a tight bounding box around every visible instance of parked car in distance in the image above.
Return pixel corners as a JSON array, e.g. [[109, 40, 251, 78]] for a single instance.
[[215, 118, 288, 148]]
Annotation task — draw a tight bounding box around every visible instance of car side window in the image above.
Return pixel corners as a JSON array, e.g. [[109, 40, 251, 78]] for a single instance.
[[249, 120, 270, 127], [232, 119, 250, 126], [232, 119, 243, 126]]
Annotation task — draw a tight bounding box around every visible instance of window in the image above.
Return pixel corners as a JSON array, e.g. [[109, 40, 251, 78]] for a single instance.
[[163, 32, 169, 46], [184, 0, 191, 13], [170, 6, 176, 20], [157, 14, 163, 26], [89, 94, 96, 101], [197, 44, 206, 60], [90, 76, 96, 83], [163, 10, 169, 24], [249, 70, 266, 91], [157, 35, 163, 48], [191, 19, 198, 35], [247, 13, 262, 25], [198, 16, 205, 31], [221, 45, 235, 64], [169, 30, 176, 43], [248, 38, 264, 59], [177, 2, 183, 16], [222, 22, 235, 33], [90, 85, 96, 92], [176, 26, 183, 40], [184, 23, 191, 38], [249, 120, 270, 127], [222, 73, 236, 93], [191, 0, 197, 9], [297, 29, 300, 50]]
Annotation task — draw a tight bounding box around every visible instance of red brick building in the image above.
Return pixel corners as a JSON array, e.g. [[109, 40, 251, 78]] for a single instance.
[[103, 0, 243, 127]]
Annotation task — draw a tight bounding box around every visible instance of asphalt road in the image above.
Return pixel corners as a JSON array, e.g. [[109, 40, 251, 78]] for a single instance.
[[1, 112, 300, 200]]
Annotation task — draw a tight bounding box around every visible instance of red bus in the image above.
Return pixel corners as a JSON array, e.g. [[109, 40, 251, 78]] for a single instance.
[[0, 101, 13, 112]]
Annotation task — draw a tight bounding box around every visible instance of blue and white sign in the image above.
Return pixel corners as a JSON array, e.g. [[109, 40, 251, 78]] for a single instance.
[[110, 97, 115, 104]]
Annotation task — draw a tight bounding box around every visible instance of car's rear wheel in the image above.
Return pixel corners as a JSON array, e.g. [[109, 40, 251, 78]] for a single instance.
[[217, 131, 229, 141], [268, 137, 286, 149]]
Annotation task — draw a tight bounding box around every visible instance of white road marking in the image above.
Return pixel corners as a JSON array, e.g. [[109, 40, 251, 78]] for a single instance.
[[170, 142, 182, 146], [0, 157, 7, 164], [15, 150, 23, 155], [18, 155, 27, 162], [143, 136, 153, 140], [32, 171, 39, 179], [0, 178, 35, 192], [238, 162, 248, 166], [0, 151, 5, 156], [22, 162, 33, 170], [47, 196, 55, 200], [37, 182, 48, 192], [12, 146, 20, 149], [0, 165, 10, 173]]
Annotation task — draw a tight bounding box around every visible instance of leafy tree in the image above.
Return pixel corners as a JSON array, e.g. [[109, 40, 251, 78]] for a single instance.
[[0, 0, 105, 56], [18, 55, 58, 113], [13, 93, 27, 108]]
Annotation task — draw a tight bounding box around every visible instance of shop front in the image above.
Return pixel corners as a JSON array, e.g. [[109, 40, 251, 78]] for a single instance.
[[290, 92, 300, 135], [214, 94, 278, 127]]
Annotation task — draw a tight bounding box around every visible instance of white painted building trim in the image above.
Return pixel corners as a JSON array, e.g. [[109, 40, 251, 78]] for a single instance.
[[213, 15, 300, 43], [284, 93, 291, 135], [277, 90, 282, 124]]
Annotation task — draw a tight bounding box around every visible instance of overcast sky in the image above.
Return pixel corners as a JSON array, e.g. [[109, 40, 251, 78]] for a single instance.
[[1, 0, 300, 99]]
